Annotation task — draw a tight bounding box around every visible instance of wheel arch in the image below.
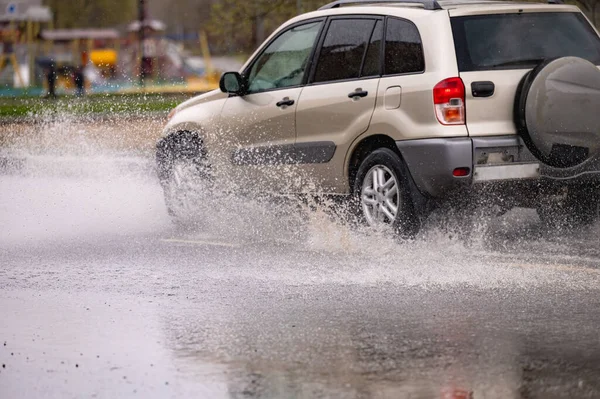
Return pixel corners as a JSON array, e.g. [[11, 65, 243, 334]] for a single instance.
[[346, 134, 403, 194], [161, 120, 206, 140], [156, 125, 207, 182]]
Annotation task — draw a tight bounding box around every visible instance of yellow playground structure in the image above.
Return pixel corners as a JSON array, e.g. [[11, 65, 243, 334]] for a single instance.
[[0, 1, 221, 94]]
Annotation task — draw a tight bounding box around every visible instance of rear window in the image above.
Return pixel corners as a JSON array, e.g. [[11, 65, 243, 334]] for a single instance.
[[385, 18, 425, 75], [451, 12, 600, 72]]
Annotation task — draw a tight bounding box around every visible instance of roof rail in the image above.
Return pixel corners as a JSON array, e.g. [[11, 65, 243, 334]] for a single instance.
[[319, 0, 443, 11], [548, 0, 564, 4]]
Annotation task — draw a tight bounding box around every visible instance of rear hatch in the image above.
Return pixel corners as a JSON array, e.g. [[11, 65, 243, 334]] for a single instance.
[[450, 9, 600, 136]]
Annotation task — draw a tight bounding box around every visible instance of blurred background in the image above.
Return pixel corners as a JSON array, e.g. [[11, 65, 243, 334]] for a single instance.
[[0, 0, 330, 97], [0, 0, 596, 100]]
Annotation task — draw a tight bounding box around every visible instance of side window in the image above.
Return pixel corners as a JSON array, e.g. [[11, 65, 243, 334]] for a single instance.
[[313, 19, 377, 83], [246, 21, 323, 94], [385, 18, 425, 75], [361, 20, 383, 77]]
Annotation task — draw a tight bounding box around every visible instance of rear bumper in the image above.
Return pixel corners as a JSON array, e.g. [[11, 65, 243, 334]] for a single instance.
[[396, 136, 600, 198]]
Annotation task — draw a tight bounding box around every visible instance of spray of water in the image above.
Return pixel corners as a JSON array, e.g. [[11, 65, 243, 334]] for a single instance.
[[0, 110, 169, 247], [1, 106, 599, 291]]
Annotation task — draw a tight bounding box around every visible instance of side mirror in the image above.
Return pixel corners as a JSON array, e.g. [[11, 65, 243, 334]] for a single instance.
[[219, 72, 245, 96]]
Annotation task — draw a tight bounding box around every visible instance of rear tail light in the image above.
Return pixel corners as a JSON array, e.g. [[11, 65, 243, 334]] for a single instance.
[[434, 77, 465, 125]]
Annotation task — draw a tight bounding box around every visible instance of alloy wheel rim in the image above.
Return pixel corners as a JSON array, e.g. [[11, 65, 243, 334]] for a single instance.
[[171, 159, 201, 189], [172, 161, 187, 188], [361, 165, 400, 226]]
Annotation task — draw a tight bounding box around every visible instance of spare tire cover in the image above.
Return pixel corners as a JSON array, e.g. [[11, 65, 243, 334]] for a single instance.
[[515, 57, 600, 168]]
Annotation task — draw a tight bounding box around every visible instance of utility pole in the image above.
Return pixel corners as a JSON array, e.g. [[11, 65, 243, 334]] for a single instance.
[[138, 0, 146, 87], [297, 0, 302, 14]]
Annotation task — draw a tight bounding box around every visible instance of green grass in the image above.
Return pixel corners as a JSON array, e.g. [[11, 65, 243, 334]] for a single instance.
[[0, 93, 195, 119]]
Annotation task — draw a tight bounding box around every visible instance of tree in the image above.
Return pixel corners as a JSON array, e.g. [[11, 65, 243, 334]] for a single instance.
[[576, 0, 600, 26], [43, 0, 138, 29], [206, 0, 326, 54], [148, 0, 215, 39]]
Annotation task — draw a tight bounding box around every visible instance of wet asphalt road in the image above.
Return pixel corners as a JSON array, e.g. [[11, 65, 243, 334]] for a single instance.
[[2, 151, 600, 399]]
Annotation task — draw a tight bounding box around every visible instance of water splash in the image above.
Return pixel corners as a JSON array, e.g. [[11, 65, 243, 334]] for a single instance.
[[1, 108, 599, 291]]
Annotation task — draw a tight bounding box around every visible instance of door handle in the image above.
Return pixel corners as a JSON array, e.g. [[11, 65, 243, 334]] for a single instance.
[[348, 89, 368, 99], [471, 81, 495, 98], [276, 97, 295, 108]]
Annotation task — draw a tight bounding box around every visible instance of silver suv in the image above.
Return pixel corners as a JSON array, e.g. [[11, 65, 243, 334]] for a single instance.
[[158, 0, 600, 235]]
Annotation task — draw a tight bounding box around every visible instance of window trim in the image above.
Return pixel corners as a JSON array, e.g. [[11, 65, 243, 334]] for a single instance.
[[307, 15, 384, 86], [382, 16, 426, 77], [359, 19, 383, 78], [240, 17, 326, 96]]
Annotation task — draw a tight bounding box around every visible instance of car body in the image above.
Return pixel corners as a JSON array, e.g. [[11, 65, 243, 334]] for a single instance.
[[158, 0, 600, 234]]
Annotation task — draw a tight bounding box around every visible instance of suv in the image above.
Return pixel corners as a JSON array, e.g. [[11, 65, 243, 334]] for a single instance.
[[157, 0, 600, 235]]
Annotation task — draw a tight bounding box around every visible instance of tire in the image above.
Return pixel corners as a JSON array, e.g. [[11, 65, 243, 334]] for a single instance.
[[156, 132, 211, 226], [515, 57, 600, 168], [537, 189, 599, 229], [353, 148, 420, 237]]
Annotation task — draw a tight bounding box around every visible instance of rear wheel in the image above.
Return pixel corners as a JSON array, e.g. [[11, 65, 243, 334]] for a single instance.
[[354, 148, 419, 237]]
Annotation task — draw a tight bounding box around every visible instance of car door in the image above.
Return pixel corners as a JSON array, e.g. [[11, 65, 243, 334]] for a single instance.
[[218, 20, 324, 193], [295, 17, 382, 193]]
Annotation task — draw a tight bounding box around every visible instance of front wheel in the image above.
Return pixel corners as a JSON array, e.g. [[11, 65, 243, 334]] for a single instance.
[[156, 132, 211, 226], [354, 148, 420, 237], [163, 158, 210, 222]]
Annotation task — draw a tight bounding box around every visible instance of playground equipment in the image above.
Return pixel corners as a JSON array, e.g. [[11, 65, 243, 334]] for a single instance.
[[0, 29, 24, 87], [0, 3, 52, 88], [0, 2, 221, 95]]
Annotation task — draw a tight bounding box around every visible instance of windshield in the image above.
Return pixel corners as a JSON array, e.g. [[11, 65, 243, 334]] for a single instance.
[[451, 12, 600, 71]]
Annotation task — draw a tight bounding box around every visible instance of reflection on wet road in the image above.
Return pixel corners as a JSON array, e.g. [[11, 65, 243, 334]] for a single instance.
[[1, 150, 600, 398]]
